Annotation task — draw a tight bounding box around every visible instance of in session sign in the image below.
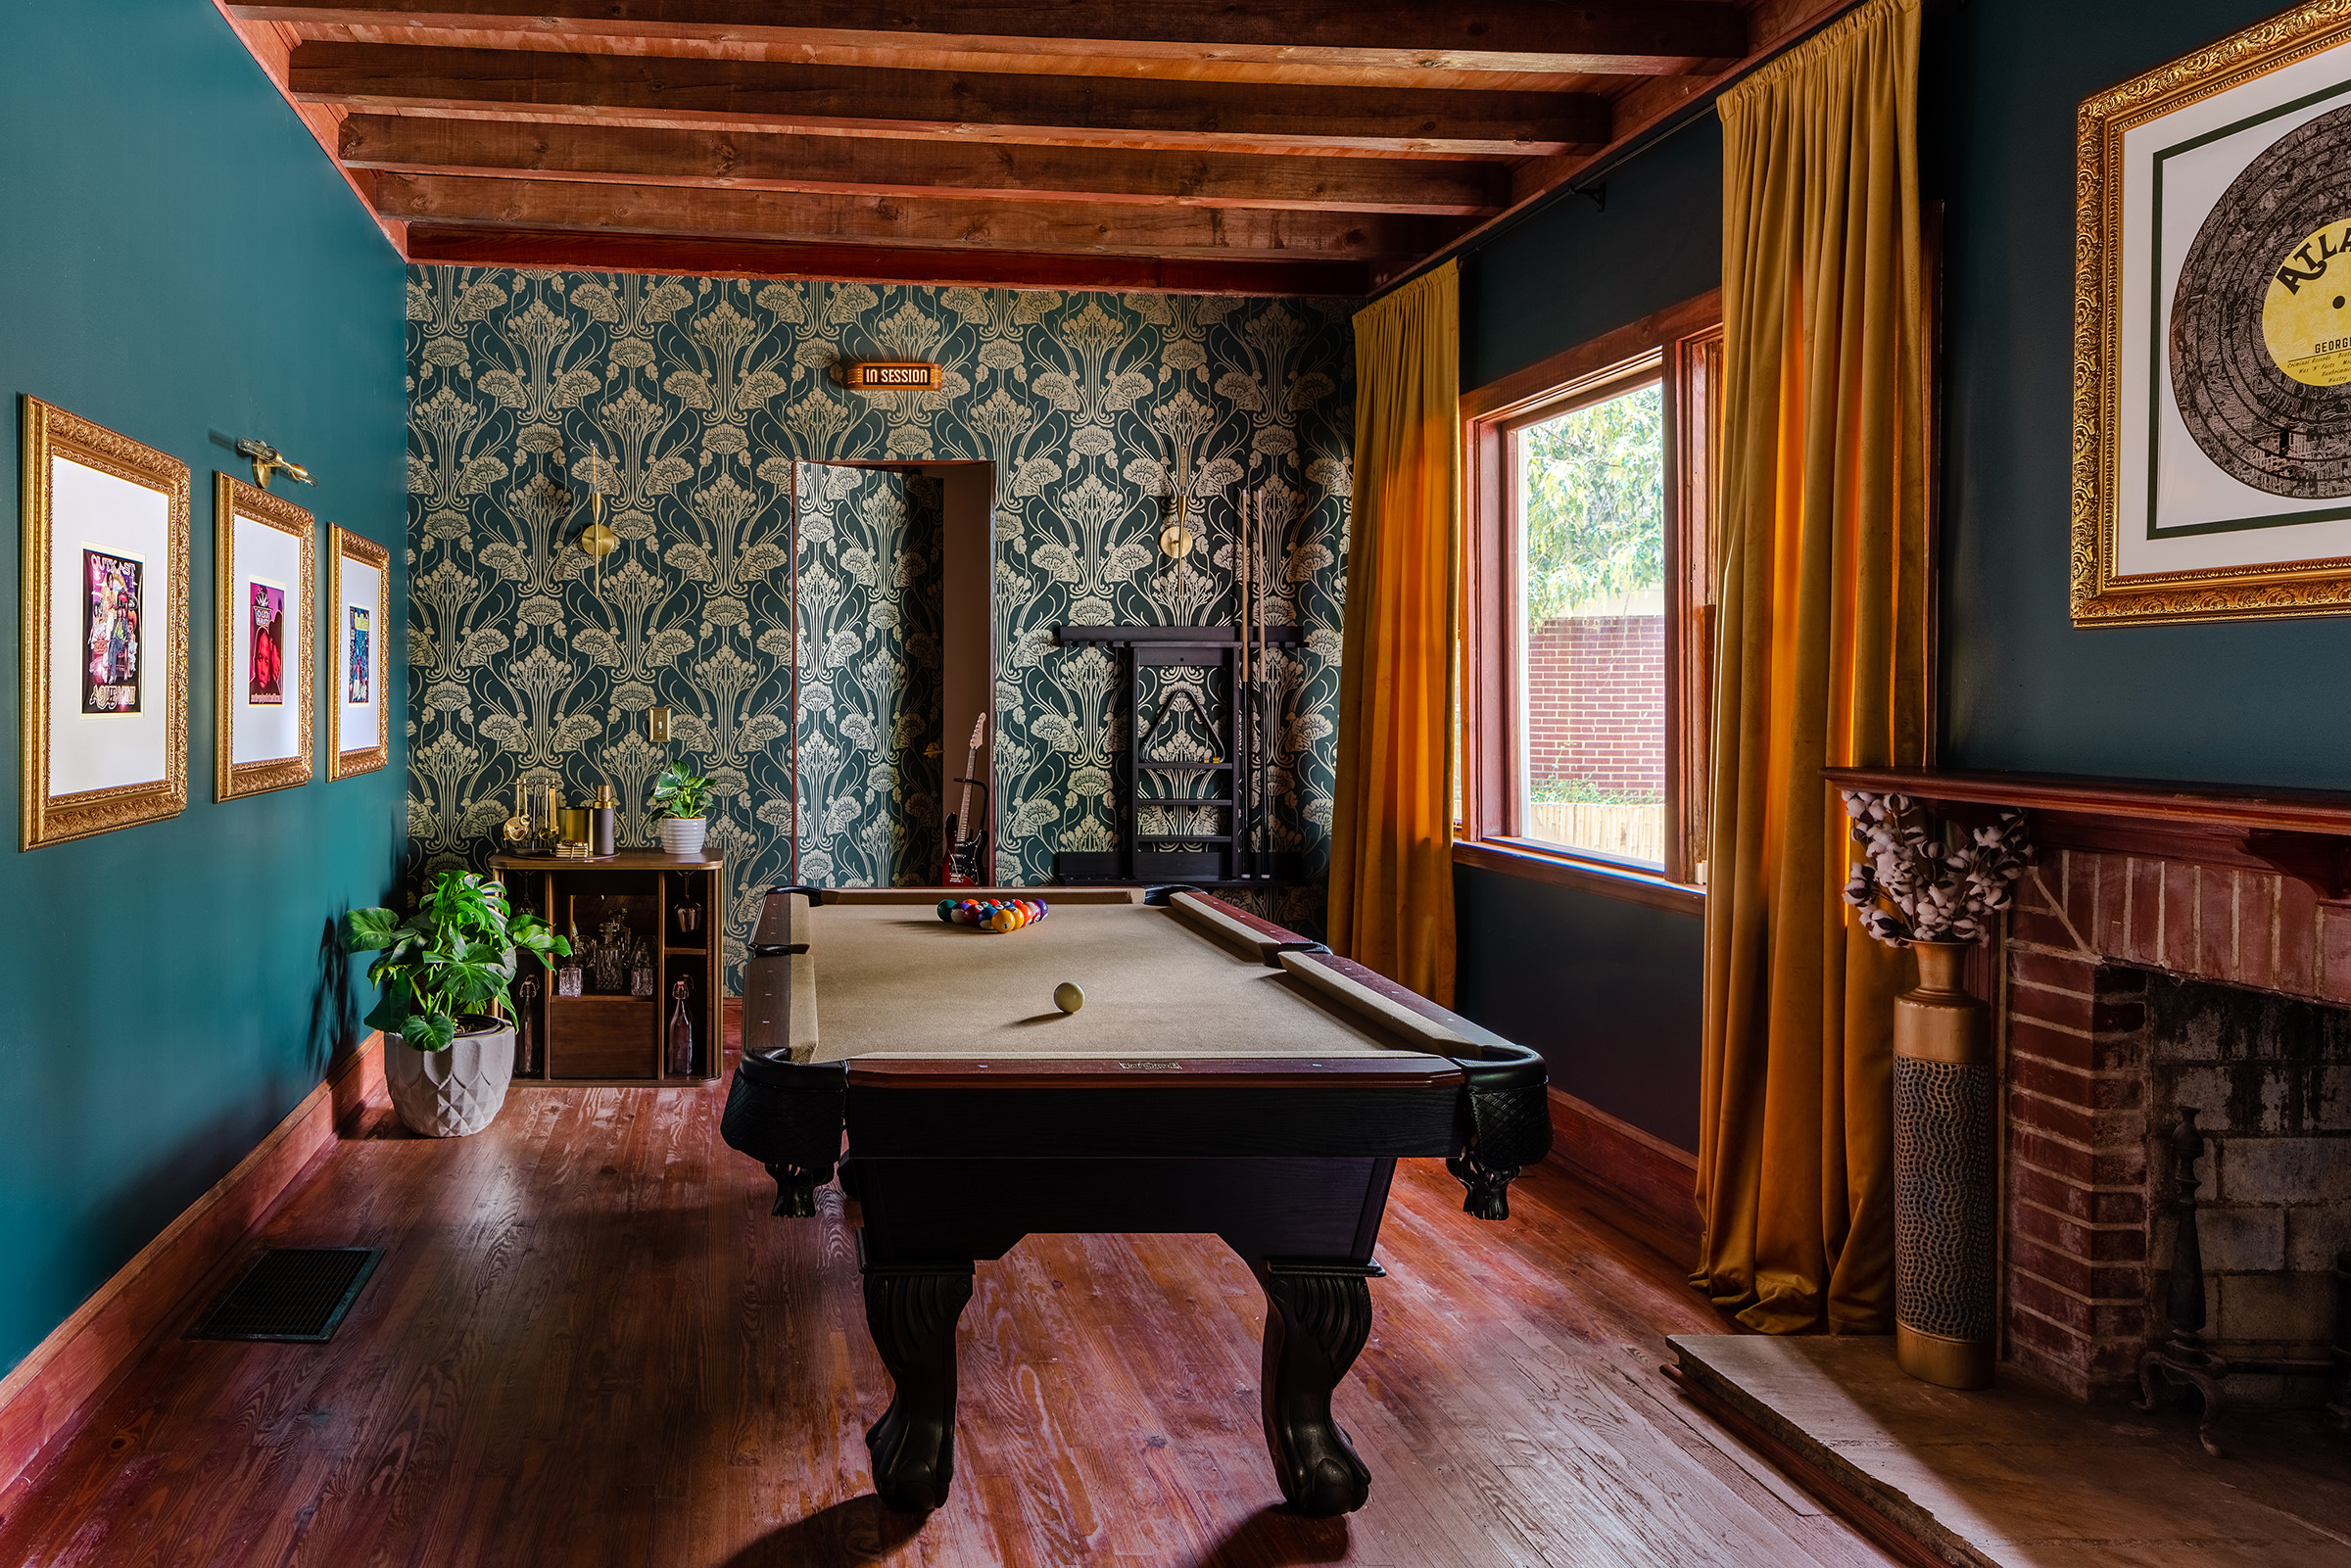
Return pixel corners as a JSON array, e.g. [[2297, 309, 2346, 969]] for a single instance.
[[840, 361, 942, 392]]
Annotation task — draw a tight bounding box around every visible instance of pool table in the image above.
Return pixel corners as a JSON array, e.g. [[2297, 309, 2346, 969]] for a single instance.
[[719, 885, 1551, 1518]]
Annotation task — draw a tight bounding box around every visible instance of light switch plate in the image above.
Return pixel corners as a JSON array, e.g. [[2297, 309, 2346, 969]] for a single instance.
[[648, 706, 671, 742]]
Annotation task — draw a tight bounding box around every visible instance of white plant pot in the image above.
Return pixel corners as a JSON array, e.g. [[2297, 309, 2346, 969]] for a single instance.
[[659, 817, 709, 858], [386, 1017, 514, 1137]]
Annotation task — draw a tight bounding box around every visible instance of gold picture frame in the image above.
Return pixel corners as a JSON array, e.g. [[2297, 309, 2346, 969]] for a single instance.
[[327, 525, 390, 779], [2075, 1, 2351, 626], [215, 472, 315, 800], [20, 396, 191, 849]]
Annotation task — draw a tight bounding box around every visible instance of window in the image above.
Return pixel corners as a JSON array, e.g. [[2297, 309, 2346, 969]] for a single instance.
[[1460, 296, 1721, 899], [1513, 378, 1667, 864]]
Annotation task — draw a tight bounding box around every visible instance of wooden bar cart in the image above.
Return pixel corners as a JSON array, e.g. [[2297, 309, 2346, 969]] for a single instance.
[[491, 852, 724, 1085]]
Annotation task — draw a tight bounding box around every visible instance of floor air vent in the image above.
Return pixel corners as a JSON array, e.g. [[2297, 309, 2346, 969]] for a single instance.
[[186, 1248, 381, 1344]]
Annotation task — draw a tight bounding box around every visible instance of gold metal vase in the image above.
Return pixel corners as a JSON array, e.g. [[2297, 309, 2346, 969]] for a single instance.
[[1893, 940, 1997, 1390]]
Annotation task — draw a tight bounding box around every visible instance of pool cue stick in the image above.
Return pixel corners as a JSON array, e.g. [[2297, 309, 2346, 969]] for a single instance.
[[1235, 481, 1253, 879], [1260, 486, 1278, 879], [1250, 483, 1267, 879], [1244, 483, 1261, 879], [1259, 487, 1275, 879]]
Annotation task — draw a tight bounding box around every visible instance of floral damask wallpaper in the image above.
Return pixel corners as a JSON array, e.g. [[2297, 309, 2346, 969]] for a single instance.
[[406, 265, 1354, 984]]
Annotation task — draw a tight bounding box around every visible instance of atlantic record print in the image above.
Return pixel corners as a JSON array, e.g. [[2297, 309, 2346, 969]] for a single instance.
[[2170, 102, 2351, 498], [2073, 2, 2351, 627]]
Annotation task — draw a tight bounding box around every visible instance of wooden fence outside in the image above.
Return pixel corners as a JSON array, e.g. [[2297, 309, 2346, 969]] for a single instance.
[[1524, 802, 1664, 865]]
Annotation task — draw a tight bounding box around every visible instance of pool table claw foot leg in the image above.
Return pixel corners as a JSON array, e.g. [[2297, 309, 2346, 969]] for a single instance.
[[1447, 1151, 1523, 1221], [763, 1162, 831, 1217], [1254, 1259, 1378, 1517], [861, 1262, 976, 1513]]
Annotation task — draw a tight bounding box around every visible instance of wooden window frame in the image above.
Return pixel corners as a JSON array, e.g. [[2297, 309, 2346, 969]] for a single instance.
[[1460, 291, 1722, 913]]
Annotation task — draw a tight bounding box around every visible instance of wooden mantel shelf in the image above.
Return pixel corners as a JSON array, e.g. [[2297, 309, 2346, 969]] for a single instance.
[[1824, 766, 2351, 897]]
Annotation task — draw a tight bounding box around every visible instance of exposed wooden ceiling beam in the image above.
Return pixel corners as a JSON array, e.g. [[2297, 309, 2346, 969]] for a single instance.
[[1508, 0, 1853, 204], [289, 42, 1608, 156], [238, 3, 1747, 80], [367, 171, 1461, 261], [403, 223, 1371, 296], [1370, 0, 1864, 293], [338, 115, 1511, 215]]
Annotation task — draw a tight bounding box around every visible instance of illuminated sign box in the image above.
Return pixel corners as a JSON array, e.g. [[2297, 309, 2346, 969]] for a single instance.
[[840, 360, 942, 392]]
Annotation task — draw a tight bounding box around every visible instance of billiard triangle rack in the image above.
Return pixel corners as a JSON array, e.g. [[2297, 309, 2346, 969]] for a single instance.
[[1050, 624, 1302, 889]]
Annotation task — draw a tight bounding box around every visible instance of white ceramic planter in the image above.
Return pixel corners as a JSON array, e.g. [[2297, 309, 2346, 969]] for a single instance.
[[658, 817, 709, 858], [386, 1016, 515, 1137]]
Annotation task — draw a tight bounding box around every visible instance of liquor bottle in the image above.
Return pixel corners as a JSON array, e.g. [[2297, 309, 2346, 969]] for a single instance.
[[557, 895, 585, 997], [667, 978, 695, 1075], [514, 976, 540, 1076]]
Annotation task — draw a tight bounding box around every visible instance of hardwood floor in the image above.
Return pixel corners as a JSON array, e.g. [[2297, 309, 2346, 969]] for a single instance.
[[0, 1041, 1892, 1568]]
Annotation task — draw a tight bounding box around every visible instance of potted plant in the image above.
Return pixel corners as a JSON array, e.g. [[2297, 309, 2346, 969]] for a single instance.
[[347, 870, 569, 1137], [649, 758, 715, 858]]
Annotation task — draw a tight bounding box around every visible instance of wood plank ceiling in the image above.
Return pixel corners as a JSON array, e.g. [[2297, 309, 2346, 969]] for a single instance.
[[219, 1, 1854, 296]]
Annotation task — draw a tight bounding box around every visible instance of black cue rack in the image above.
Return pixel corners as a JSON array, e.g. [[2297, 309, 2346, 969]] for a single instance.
[[1050, 624, 1302, 888]]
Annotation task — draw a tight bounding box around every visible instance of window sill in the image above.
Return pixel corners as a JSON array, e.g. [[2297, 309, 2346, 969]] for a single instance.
[[1453, 838, 1704, 916]]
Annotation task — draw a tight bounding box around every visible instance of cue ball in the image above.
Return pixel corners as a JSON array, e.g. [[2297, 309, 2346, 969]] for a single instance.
[[1054, 981, 1084, 1015]]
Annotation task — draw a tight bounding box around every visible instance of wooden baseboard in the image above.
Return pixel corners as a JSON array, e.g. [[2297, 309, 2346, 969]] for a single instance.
[[1546, 1087, 1702, 1245], [0, 1033, 385, 1499]]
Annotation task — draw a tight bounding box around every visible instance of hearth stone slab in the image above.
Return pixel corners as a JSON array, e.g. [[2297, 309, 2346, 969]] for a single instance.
[[1668, 1334, 2351, 1568]]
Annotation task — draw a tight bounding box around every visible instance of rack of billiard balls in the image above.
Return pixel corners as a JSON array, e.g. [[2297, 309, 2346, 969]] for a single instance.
[[936, 896, 1049, 933]]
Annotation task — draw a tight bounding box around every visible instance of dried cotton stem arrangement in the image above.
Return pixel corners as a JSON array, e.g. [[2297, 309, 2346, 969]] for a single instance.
[[1841, 791, 2033, 948]]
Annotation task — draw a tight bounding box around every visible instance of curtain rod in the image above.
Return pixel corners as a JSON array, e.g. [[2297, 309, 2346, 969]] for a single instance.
[[1366, 0, 1870, 303]]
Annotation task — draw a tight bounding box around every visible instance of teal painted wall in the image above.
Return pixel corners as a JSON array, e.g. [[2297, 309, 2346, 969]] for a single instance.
[[1462, 118, 1725, 393], [1929, 0, 2351, 784], [1454, 864, 1703, 1148], [0, 3, 408, 1377]]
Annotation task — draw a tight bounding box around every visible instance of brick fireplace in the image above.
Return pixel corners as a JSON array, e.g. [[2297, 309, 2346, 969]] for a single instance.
[[1825, 766, 2351, 1408], [2004, 850, 2351, 1401]]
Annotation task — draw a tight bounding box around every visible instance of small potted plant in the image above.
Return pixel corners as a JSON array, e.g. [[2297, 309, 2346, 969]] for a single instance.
[[347, 871, 569, 1137], [649, 758, 715, 858]]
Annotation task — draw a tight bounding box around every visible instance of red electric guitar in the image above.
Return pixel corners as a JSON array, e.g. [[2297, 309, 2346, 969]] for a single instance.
[[939, 712, 990, 886]]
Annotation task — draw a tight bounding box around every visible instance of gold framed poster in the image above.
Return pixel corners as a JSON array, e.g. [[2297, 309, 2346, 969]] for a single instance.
[[2076, 1, 2351, 625], [215, 472, 314, 799], [20, 396, 191, 849], [327, 525, 389, 779]]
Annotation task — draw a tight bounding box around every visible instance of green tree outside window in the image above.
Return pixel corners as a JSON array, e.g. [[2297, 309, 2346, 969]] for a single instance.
[[1521, 383, 1665, 625]]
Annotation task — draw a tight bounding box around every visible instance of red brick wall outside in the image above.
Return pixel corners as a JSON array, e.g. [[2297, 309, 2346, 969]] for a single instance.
[[1525, 614, 1664, 799]]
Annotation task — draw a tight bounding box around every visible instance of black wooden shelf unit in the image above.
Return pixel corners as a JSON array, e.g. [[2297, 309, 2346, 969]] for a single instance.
[[1050, 624, 1301, 888]]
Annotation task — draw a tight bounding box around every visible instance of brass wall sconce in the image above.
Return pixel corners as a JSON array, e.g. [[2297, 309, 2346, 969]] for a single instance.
[[234, 438, 311, 490], [575, 447, 617, 586]]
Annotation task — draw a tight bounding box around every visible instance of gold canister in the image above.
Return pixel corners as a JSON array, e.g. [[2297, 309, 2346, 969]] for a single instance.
[[560, 807, 590, 843], [1894, 941, 1997, 1390]]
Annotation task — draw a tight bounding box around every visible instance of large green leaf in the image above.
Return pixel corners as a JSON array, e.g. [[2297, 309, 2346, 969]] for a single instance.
[[400, 1011, 457, 1052], [346, 906, 406, 952]]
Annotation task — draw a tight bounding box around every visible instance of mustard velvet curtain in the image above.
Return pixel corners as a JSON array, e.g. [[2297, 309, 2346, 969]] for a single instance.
[[1695, 0, 1930, 1336], [1331, 261, 1461, 1005]]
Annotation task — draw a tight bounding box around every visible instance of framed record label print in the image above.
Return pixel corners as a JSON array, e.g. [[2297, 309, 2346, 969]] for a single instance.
[[2077, 2, 2351, 625], [20, 397, 191, 849], [215, 472, 314, 800]]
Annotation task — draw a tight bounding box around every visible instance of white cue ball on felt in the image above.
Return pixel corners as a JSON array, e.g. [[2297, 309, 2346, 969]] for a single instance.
[[1054, 981, 1084, 1014]]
